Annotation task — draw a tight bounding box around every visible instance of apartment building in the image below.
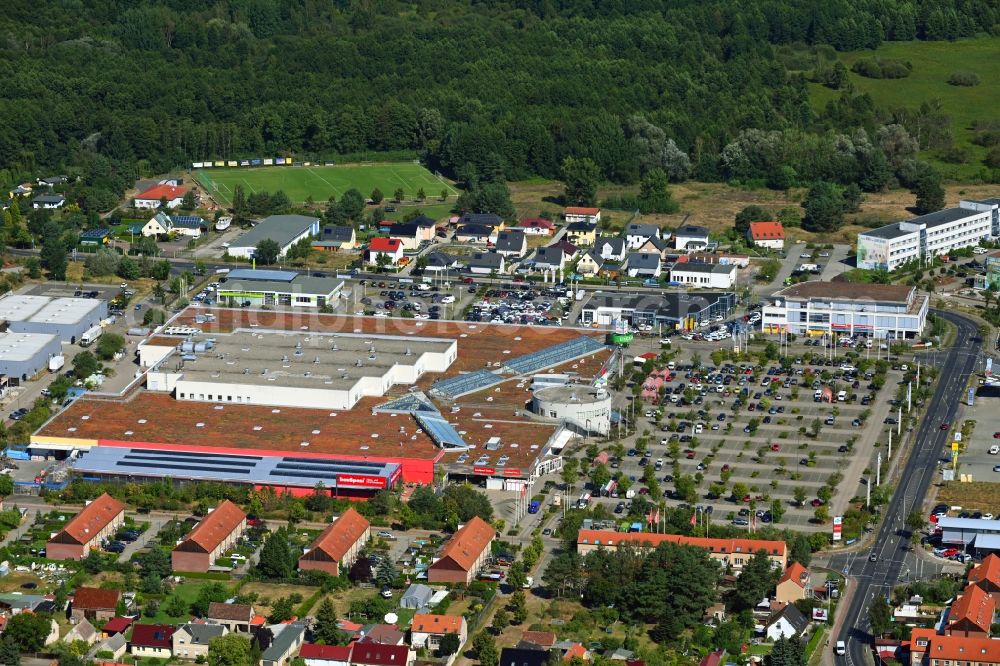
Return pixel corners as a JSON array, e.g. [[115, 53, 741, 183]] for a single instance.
[[857, 205, 992, 271]]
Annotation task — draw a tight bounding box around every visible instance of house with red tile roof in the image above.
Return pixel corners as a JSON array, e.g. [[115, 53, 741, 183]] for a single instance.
[[428, 516, 496, 584], [747, 221, 785, 250], [969, 553, 1000, 594], [101, 616, 133, 637], [699, 650, 726, 666], [172, 500, 247, 573], [350, 642, 415, 666], [775, 562, 810, 603], [48, 494, 126, 561], [71, 587, 121, 623], [367, 237, 404, 266], [299, 508, 370, 576], [910, 627, 1000, 666], [564, 207, 601, 225], [946, 584, 995, 638], [410, 614, 467, 651], [561, 643, 590, 661], [576, 530, 787, 572], [135, 184, 188, 210], [517, 218, 555, 236], [129, 624, 176, 659], [300, 643, 352, 666]]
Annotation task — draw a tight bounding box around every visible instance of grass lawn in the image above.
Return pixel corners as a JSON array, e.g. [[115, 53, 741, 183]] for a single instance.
[[238, 582, 322, 615], [380, 202, 453, 222], [145, 581, 231, 624], [937, 481, 1000, 512], [808, 37, 1000, 179], [195, 162, 457, 206]]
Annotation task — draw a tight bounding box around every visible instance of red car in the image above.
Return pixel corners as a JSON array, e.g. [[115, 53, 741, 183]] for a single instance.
[[638, 487, 649, 495], [940, 422, 950, 430], [993, 432, 1000, 439], [686, 451, 696, 459], [811, 498, 824, 507], [941, 548, 959, 558], [722, 464, 731, 472], [771, 443, 781, 452]]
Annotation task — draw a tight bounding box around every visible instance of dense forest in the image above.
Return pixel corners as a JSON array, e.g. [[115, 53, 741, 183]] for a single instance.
[[1, 0, 999, 209]]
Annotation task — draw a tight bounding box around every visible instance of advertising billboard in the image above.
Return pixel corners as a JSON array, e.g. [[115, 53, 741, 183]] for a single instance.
[[336, 474, 388, 489], [473, 466, 496, 475], [856, 235, 888, 271], [832, 515, 843, 541]]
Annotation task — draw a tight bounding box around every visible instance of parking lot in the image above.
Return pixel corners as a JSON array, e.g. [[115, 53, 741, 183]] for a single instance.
[[948, 395, 1000, 481], [586, 343, 905, 531]]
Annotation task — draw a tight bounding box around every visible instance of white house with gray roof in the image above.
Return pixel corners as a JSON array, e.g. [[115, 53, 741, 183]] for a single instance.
[[625, 223, 662, 250], [593, 237, 626, 261], [227, 214, 320, 260], [494, 230, 527, 258], [624, 252, 661, 278]]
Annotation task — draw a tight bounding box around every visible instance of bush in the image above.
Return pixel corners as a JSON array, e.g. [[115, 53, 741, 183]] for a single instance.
[[851, 57, 911, 79], [948, 71, 980, 87]]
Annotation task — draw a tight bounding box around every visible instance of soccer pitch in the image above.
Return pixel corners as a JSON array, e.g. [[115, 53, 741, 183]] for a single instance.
[[194, 162, 458, 206]]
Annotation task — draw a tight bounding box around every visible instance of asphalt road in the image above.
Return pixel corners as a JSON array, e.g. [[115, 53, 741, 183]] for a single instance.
[[831, 310, 980, 666]]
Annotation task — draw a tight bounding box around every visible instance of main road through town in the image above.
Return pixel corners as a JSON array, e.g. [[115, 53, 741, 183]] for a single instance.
[[830, 310, 981, 666]]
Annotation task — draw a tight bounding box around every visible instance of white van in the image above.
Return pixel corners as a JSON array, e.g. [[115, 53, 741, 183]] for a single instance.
[[837, 390, 847, 402], [835, 641, 846, 656]]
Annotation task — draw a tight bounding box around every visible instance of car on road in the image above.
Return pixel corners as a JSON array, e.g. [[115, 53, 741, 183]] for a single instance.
[[991, 446, 1000, 455], [993, 465, 1000, 473], [994, 431, 1000, 438], [940, 422, 950, 430], [869, 552, 877, 562], [614, 502, 625, 513]]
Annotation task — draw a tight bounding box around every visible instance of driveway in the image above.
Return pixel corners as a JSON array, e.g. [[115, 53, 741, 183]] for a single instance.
[[118, 516, 165, 563]]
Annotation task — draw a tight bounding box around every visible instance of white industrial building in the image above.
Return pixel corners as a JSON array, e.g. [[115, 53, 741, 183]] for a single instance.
[[0, 294, 107, 343], [532, 385, 612, 435], [857, 204, 993, 271], [226, 215, 321, 260], [669, 263, 737, 289], [761, 282, 928, 338], [144, 329, 457, 411], [0, 331, 61, 380]]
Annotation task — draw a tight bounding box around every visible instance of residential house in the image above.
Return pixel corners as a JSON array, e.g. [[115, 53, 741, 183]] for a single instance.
[[399, 584, 434, 610], [575, 251, 605, 277], [424, 252, 460, 273], [909, 628, 1000, 666], [102, 617, 134, 637], [299, 508, 371, 577], [625, 223, 662, 250], [774, 562, 810, 604], [499, 647, 550, 666], [699, 650, 726, 666], [71, 587, 121, 623], [129, 624, 176, 659], [350, 642, 415, 666], [313, 226, 358, 252], [455, 224, 498, 245], [494, 230, 528, 258], [624, 252, 661, 279], [0, 593, 50, 615], [360, 624, 405, 646], [427, 516, 496, 584], [38, 175, 68, 187], [87, 634, 127, 662], [227, 214, 321, 260], [636, 235, 671, 259], [386, 216, 437, 250], [764, 605, 809, 641], [456, 212, 503, 228], [134, 184, 187, 209], [747, 221, 785, 250], [207, 602, 256, 633], [576, 531, 788, 571], [410, 614, 468, 651], [564, 207, 601, 225], [262, 623, 307, 666], [531, 247, 567, 272], [565, 222, 597, 247], [79, 228, 113, 246], [141, 212, 173, 237], [65, 618, 99, 646], [559, 643, 590, 662], [969, 554, 1000, 594], [593, 237, 627, 262], [945, 584, 995, 638], [367, 237, 404, 267], [48, 493, 126, 561], [669, 263, 736, 289], [32, 194, 65, 209], [551, 239, 579, 259], [467, 252, 505, 275], [674, 224, 710, 251], [173, 623, 228, 660], [300, 644, 352, 666], [143, 212, 204, 238], [172, 500, 247, 573], [517, 218, 555, 236]]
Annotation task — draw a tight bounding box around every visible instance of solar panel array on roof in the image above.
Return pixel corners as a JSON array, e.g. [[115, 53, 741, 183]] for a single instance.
[[373, 391, 439, 414], [430, 370, 505, 399], [503, 336, 606, 375], [72, 446, 399, 489], [415, 412, 469, 450]]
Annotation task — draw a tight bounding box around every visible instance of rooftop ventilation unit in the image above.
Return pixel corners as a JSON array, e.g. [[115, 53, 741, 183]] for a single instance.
[[314, 356, 321, 364], [355, 359, 363, 367]]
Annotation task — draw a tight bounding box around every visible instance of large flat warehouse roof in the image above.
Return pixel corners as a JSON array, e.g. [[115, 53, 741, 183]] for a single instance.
[[0, 294, 103, 325], [0, 331, 58, 361], [170, 329, 454, 391]]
